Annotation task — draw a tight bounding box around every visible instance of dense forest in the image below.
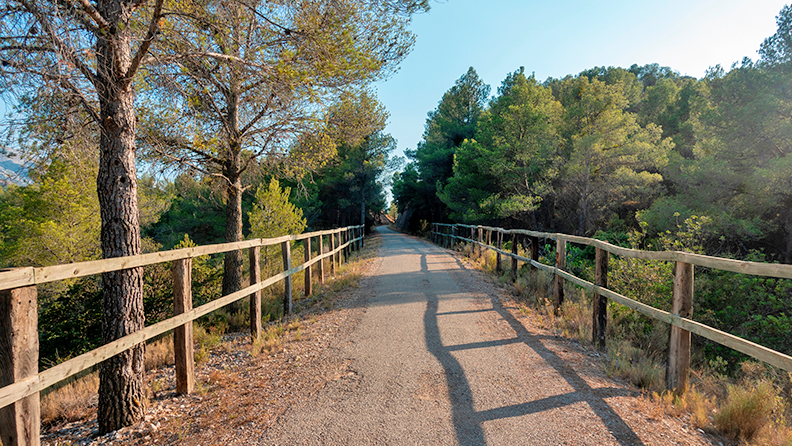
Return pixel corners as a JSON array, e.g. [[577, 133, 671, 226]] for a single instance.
[[393, 7, 792, 370]]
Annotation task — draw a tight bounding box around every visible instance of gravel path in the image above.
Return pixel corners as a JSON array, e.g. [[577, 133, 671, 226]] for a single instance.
[[260, 226, 714, 446]]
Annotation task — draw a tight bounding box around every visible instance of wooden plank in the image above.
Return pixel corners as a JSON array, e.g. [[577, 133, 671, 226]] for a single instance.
[[172, 259, 194, 395], [249, 247, 262, 340], [304, 237, 312, 297], [554, 236, 566, 314], [593, 248, 608, 349], [0, 269, 34, 291], [668, 262, 693, 393], [0, 285, 40, 446], [282, 241, 293, 315], [318, 235, 325, 284]]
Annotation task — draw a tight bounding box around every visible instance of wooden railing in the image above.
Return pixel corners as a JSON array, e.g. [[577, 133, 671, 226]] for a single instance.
[[0, 225, 364, 445], [431, 222, 792, 392]]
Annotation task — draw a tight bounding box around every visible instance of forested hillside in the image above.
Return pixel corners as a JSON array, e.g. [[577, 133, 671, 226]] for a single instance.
[[394, 8, 792, 265]]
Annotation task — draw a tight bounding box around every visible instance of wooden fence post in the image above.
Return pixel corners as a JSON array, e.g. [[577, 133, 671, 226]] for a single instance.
[[0, 285, 40, 446], [452, 225, 458, 249], [511, 232, 518, 281], [318, 235, 325, 284], [668, 261, 693, 393], [282, 241, 293, 315], [554, 236, 566, 314], [530, 236, 539, 272], [304, 237, 313, 297], [331, 231, 337, 274], [495, 230, 503, 273], [173, 259, 195, 395], [592, 248, 608, 349], [249, 247, 261, 341]]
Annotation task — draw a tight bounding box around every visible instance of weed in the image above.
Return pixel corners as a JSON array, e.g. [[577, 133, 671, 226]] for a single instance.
[[194, 346, 210, 364], [714, 380, 779, 441], [150, 377, 166, 395], [286, 320, 302, 331], [653, 387, 714, 428], [193, 323, 222, 350], [605, 340, 664, 393]]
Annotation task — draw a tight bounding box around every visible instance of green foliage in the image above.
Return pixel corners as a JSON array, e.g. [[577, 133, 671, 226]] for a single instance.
[[394, 67, 490, 230], [145, 175, 225, 249], [439, 68, 562, 224], [173, 235, 223, 308], [0, 161, 100, 267], [249, 179, 307, 239], [38, 278, 103, 367], [300, 90, 396, 228]]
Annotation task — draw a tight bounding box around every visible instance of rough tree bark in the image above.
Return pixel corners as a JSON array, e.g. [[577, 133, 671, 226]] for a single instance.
[[221, 81, 245, 300], [94, 0, 149, 433]]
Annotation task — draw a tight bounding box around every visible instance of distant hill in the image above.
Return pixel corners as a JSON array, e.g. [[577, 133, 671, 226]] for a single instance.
[[0, 157, 26, 185]]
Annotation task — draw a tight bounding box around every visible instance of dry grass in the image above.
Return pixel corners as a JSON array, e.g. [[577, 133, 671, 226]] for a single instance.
[[41, 373, 99, 426], [605, 340, 665, 393], [145, 334, 175, 371], [715, 380, 779, 441], [653, 386, 715, 428], [193, 322, 224, 364]]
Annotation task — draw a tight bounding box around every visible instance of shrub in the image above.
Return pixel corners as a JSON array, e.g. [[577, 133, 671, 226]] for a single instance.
[[714, 380, 779, 441]]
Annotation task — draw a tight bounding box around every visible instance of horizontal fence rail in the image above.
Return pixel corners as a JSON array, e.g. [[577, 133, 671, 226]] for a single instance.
[[430, 222, 792, 393], [0, 225, 364, 444]]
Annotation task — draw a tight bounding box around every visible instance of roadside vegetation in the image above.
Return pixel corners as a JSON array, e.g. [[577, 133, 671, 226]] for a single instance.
[[39, 233, 381, 430], [453, 237, 792, 445]]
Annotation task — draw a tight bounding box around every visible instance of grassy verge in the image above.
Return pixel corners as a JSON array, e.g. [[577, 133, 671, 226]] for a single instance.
[[454, 241, 792, 446]]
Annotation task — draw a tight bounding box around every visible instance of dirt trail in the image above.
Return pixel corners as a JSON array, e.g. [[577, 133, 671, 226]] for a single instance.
[[259, 227, 714, 446]]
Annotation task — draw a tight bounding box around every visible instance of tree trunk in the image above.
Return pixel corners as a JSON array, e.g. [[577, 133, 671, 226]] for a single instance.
[[222, 68, 244, 301], [95, 0, 145, 433], [360, 182, 366, 229], [222, 150, 244, 301]]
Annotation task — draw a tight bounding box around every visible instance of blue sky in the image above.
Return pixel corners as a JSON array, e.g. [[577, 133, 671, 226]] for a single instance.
[[375, 0, 788, 162]]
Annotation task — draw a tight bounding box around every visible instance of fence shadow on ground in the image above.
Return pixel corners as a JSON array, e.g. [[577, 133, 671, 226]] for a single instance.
[[421, 252, 645, 446]]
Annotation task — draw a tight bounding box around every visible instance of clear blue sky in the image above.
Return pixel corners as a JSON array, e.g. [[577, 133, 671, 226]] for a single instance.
[[375, 0, 788, 162]]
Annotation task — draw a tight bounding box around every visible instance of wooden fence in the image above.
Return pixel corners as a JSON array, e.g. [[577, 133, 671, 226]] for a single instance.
[[431, 222, 792, 393], [0, 225, 364, 446]]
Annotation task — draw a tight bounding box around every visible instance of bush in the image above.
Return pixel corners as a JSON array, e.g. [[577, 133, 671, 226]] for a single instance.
[[714, 380, 779, 441]]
